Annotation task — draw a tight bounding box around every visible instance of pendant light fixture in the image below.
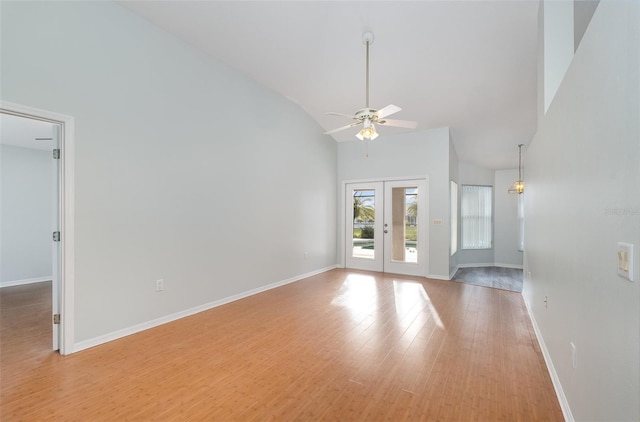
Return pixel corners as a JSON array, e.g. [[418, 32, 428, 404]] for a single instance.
[[508, 144, 525, 194]]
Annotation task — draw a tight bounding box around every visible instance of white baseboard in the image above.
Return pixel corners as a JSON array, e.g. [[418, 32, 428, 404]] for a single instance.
[[494, 262, 524, 269], [427, 273, 450, 281], [0, 276, 52, 288], [523, 297, 574, 422], [457, 262, 523, 270], [449, 265, 460, 280], [73, 265, 337, 353]]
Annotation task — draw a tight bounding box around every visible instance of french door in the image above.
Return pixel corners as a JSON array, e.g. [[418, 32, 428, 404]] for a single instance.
[[345, 179, 428, 276]]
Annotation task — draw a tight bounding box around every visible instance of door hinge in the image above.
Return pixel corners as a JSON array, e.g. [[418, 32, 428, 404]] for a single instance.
[[53, 231, 60, 242], [53, 314, 61, 324], [53, 149, 60, 159]]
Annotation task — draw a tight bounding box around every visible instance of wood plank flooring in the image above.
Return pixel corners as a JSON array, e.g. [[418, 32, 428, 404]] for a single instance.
[[0, 270, 563, 421]]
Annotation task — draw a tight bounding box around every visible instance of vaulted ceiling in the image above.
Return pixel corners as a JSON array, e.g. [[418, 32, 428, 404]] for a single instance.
[[119, 0, 538, 169], [119, 1, 540, 169]]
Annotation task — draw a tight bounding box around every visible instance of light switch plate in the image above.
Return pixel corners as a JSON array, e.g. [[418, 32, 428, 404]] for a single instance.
[[617, 242, 634, 282]]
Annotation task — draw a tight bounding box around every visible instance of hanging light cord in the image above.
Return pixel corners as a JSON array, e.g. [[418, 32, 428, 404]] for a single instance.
[[518, 144, 523, 180]]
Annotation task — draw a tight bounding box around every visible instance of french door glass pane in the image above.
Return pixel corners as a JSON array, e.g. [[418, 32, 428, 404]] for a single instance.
[[391, 187, 418, 263], [352, 189, 375, 259]]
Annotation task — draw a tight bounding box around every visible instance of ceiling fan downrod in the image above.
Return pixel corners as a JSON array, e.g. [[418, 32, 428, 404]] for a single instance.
[[363, 31, 374, 109]]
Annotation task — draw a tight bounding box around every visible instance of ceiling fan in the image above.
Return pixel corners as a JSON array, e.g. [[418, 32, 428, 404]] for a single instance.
[[325, 31, 417, 141]]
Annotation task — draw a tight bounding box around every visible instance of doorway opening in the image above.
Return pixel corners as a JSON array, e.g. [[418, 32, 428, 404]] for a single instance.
[[0, 102, 75, 354]]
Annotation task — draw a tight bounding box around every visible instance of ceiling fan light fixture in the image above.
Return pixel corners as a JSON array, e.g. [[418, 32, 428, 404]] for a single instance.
[[356, 120, 378, 140]]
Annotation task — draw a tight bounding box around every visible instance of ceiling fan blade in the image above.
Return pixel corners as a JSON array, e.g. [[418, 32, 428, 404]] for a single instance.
[[326, 112, 358, 119], [378, 119, 417, 129], [324, 121, 362, 135], [375, 104, 402, 119]]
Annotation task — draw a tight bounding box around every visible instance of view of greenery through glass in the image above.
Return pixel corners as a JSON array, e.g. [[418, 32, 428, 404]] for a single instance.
[[351, 188, 419, 262], [353, 190, 375, 237], [405, 189, 417, 242], [352, 189, 375, 259]]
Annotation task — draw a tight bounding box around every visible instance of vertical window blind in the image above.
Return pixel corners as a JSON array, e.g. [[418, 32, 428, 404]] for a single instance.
[[461, 185, 492, 249]]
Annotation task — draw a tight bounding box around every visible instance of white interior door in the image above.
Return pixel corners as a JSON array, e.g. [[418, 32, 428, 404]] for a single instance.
[[51, 123, 61, 350], [345, 179, 428, 276]]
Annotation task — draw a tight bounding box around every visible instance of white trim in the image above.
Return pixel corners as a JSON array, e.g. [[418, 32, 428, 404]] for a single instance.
[[524, 297, 574, 422], [494, 262, 524, 269], [73, 265, 337, 353], [338, 181, 346, 268], [449, 265, 460, 280], [342, 175, 431, 185], [427, 273, 450, 281], [457, 262, 523, 270], [0, 101, 75, 355], [0, 276, 52, 288]]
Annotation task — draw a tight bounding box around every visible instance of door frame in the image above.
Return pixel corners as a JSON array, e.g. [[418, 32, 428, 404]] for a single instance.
[[341, 176, 430, 276], [1, 101, 76, 355]]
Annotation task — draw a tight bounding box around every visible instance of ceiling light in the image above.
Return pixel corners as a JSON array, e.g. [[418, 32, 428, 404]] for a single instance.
[[508, 144, 525, 194], [356, 119, 378, 140]]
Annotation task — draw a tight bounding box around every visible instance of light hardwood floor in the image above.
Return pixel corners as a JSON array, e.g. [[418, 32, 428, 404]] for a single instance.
[[0, 270, 563, 421]]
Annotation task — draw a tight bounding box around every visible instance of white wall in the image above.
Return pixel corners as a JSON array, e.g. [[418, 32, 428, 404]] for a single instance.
[[1, 1, 337, 346], [0, 145, 52, 284], [543, 0, 574, 114], [337, 127, 451, 279], [494, 169, 523, 267], [448, 132, 459, 276], [525, 2, 639, 420], [573, 0, 599, 52]]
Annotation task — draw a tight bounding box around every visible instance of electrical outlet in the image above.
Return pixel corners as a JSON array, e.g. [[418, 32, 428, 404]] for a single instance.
[[155, 279, 164, 292], [570, 342, 577, 369], [304, 251, 308, 259]]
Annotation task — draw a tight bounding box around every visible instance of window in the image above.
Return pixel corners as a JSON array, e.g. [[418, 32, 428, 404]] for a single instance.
[[461, 185, 492, 249], [450, 181, 458, 255]]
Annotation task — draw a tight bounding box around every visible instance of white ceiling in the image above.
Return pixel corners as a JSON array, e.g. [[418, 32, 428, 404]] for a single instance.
[[0, 113, 57, 151], [118, 0, 539, 170], [3, 1, 535, 169]]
